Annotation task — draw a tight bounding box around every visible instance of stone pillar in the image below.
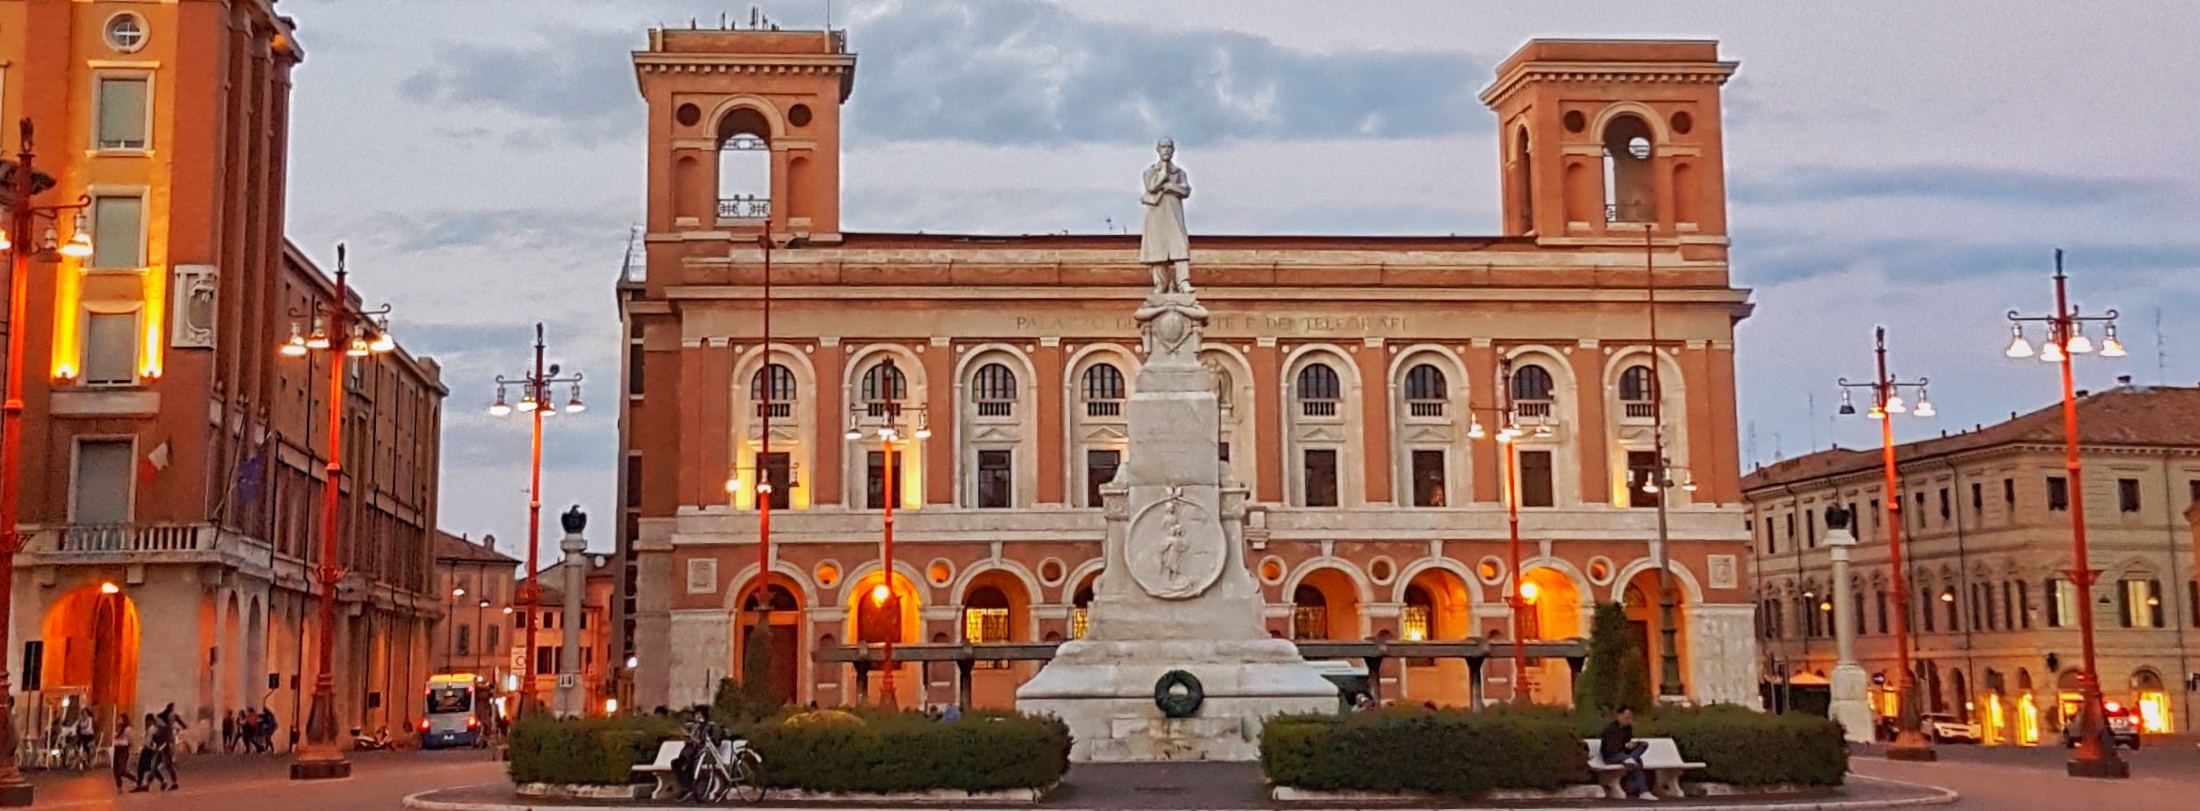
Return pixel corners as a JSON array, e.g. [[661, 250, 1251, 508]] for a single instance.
[[1825, 508, 1871, 743], [556, 509, 589, 717]]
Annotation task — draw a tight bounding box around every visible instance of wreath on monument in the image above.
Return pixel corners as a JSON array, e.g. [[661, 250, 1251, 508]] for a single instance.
[[1154, 670, 1204, 718]]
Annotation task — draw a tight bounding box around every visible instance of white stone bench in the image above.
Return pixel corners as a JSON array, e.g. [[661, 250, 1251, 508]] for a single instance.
[[633, 740, 686, 800], [1584, 737, 1704, 799]]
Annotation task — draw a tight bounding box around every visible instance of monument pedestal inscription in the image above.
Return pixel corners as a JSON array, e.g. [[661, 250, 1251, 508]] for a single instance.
[[1017, 143, 1335, 761]]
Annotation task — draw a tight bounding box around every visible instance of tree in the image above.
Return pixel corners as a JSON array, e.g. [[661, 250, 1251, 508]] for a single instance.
[[714, 619, 784, 725], [1574, 601, 1652, 713]]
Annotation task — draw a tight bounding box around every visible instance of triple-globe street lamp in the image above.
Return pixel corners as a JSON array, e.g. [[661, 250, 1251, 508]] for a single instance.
[[844, 357, 928, 708], [1836, 326, 1936, 761], [1465, 358, 1551, 701], [489, 324, 584, 719], [2004, 249, 2127, 779]]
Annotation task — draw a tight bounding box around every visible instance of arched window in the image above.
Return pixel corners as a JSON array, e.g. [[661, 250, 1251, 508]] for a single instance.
[[860, 360, 905, 417], [741, 584, 798, 613], [972, 362, 1016, 416], [1618, 364, 1654, 419], [716, 108, 773, 219], [1510, 363, 1554, 417], [1403, 363, 1446, 417], [1071, 582, 1095, 639], [1401, 585, 1434, 641], [1291, 585, 1328, 640], [962, 585, 1011, 646], [1296, 363, 1340, 417], [1513, 127, 1534, 233], [1601, 114, 1655, 223], [1081, 363, 1125, 417], [751, 363, 796, 419]]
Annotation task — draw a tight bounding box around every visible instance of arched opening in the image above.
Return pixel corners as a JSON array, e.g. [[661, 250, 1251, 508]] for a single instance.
[[846, 569, 921, 708], [1511, 127, 1534, 234], [1621, 570, 1688, 699], [1403, 363, 1446, 417], [1290, 358, 1349, 507], [1399, 568, 1474, 707], [1510, 363, 1555, 416], [964, 357, 1026, 509], [734, 582, 802, 707], [1070, 574, 1097, 640], [2130, 669, 2171, 733], [40, 584, 142, 724], [1295, 363, 1341, 417], [853, 357, 923, 510], [960, 571, 1032, 708], [1081, 363, 1125, 417], [1601, 114, 1655, 223], [715, 107, 773, 220], [1074, 358, 1130, 508], [222, 592, 243, 714], [1948, 668, 1971, 724], [2054, 669, 2083, 732], [1617, 365, 1654, 418], [972, 363, 1017, 417], [1517, 567, 1581, 705]]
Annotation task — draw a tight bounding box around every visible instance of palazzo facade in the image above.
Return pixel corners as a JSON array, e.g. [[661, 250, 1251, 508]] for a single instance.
[[617, 30, 1758, 713]]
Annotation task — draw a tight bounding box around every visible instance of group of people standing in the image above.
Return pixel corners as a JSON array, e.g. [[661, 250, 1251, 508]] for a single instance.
[[222, 708, 279, 753], [111, 703, 187, 792]]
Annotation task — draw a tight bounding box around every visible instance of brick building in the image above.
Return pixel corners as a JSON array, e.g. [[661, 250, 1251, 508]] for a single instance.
[[617, 30, 1758, 713]]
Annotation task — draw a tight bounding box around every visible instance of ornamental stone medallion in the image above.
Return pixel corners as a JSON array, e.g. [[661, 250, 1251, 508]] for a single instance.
[[1126, 486, 1225, 600]]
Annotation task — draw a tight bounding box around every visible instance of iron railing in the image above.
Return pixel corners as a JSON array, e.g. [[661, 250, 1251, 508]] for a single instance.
[[1301, 400, 1338, 418], [1623, 401, 1656, 419], [1515, 400, 1553, 418], [1084, 400, 1121, 418], [976, 401, 1014, 417], [717, 196, 770, 220], [1406, 400, 1445, 418], [53, 522, 209, 552]]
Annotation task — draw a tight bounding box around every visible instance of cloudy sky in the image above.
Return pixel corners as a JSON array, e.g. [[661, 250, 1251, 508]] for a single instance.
[[275, 0, 2200, 563]]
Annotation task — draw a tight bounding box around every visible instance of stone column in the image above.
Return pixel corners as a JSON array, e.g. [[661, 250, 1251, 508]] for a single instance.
[[556, 510, 589, 717], [1825, 508, 1871, 743]]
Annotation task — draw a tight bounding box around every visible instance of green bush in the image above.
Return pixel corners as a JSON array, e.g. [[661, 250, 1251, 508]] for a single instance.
[[1635, 706, 1847, 787], [746, 709, 1069, 794], [507, 715, 681, 785], [1261, 706, 1588, 799], [1574, 602, 1652, 713]]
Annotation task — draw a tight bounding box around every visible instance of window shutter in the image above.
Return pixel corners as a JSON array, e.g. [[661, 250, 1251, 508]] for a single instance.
[[97, 78, 149, 148]]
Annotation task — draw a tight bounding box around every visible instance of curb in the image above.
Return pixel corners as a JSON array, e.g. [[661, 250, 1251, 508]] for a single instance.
[[404, 774, 1958, 811]]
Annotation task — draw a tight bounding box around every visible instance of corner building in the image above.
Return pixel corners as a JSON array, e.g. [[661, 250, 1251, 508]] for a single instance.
[[619, 31, 1757, 713]]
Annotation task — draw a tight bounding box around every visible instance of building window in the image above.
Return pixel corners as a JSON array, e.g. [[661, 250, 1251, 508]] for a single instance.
[[2046, 476, 2069, 511], [486, 625, 499, 653], [2046, 579, 2078, 628], [456, 624, 472, 657], [976, 450, 1012, 509], [1943, 588, 1958, 631], [750, 363, 795, 419], [2003, 478, 2016, 515], [1618, 364, 1655, 418], [1084, 449, 1119, 508], [1763, 517, 1775, 555], [1875, 589, 1889, 635], [1410, 449, 1445, 507], [2000, 582, 2014, 633], [104, 13, 149, 52], [2016, 580, 2032, 629], [82, 311, 139, 386], [1403, 363, 1446, 417], [860, 361, 906, 415], [1517, 450, 1555, 508], [95, 76, 149, 149], [962, 587, 1011, 668], [2118, 478, 2141, 513], [535, 646, 560, 676], [757, 452, 790, 510], [1626, 451, 1659, 509], [1970, 584, 1985, 631], [1296, 364, 1341, 417], [70, 439, 135, 526], [1291, 586, 1328, 640], [1938, 488, 1950, 524], [1805, 508, 1817, 547], [1914, 492, 1926, 531], [2119, 579, 2163, 628], [1302, 448, 1339, 507], [1081, 363, 1125, 417], [865, 450, 903, 509], [90, 195, 145, 269], [972, 363, 1017, 417], [513, 610, 527, 629], [1510, 363, 1554, 417], [1919, 589, 1935, 632]]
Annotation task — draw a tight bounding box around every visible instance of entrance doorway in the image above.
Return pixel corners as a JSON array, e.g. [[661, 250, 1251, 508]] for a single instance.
[[739, 585, 801, 706]]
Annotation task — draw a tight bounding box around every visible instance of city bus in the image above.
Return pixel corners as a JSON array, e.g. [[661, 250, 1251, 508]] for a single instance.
[[420, 673, 481, 749]]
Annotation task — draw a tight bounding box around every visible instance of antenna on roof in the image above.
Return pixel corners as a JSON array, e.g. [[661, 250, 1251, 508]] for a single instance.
[[2155, 307, 2167, 386], [1806, 392, 1818, 451]]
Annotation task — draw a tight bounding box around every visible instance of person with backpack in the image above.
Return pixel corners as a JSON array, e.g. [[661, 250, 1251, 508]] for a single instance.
[[130, 713, 169, 792]]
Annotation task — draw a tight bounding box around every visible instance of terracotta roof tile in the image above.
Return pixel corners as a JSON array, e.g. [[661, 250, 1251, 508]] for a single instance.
[[434, 531, 521, 565]]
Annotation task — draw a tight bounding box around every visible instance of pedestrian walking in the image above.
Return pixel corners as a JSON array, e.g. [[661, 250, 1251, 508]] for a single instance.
[[1598, 706, 1653, 801], [221, 712, 236, 753], [131, 714, 168, 792], [112, 716, 135, 791], [260, 707, 279, 753]]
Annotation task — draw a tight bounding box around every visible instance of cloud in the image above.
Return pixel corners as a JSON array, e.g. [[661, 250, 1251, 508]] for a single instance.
[[1732, 165, 2185, 208], [1736, 233, 2200, 288], [360, 208, 635, 254], [397, 26, 644, 148]]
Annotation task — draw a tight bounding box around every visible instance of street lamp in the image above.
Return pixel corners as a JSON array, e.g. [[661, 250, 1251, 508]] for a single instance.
[[1465, 358, 1546, 701], [277, 243, 396, 781], [845, 357, 928, 708], [1836, 325, 1935, 761], [2006, 249, 2127, 779], [0, 117, 91, 807], [490, 324, 584, 720]]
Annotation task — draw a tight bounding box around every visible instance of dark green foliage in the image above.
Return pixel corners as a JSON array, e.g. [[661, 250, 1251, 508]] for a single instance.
[[1264, 704, 1848, 797], [1260, 706, 1589, 799], [746, 709, 1070, 793], [712, 622, 788, 726], [1574, 601, 1652, 713], [506, 715, 681, 785]]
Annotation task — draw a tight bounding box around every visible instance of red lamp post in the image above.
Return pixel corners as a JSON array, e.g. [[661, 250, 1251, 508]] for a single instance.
[[1836, 326, 1937, 761], [0, 117, 91, 807], [489, 324, 584, 719], [277, 244, 398, 780], [1468, 358, 1550, 702], [846, 358, 926, 708], [2004, 249, 2128, 779]]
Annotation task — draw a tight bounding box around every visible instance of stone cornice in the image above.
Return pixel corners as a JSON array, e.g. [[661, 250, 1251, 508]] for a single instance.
[[1480, 60, 1739, 108]]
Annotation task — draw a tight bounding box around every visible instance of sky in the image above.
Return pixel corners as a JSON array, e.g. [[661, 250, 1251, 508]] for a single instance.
[[273, 0, 2200, 565]]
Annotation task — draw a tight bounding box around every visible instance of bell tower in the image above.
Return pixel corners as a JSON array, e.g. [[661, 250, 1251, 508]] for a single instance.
[[634, 25, 856, 242], [1480, 40, 1736, 240]]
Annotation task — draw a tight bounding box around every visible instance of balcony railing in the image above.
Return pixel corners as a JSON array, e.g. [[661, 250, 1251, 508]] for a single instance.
[[754, 401, 792, 419], [1085, 400, 1122, 418], [52, 522, 210, 553], [1623, 401, 1656, 419], [718, 196, 771, 220], [1514, 400, 1552, 418], [1406, 400, 1445, 418], [1606, 203, 1652, 223], [976, 401, 1014, 417], [1300, 400, 1338, 418]]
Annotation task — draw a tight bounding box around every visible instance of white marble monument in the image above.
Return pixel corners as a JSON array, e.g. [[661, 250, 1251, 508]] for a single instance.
[[1823, 506, 1873, 743], [1016, 140, 1337, 761]]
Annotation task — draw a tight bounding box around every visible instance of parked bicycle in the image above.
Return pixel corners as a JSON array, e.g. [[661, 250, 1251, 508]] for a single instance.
[[682, 720, 764, 804]]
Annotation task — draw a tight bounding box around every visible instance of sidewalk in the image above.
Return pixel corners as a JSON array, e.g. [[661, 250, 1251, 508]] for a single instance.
[[26, 748, 496, 807]]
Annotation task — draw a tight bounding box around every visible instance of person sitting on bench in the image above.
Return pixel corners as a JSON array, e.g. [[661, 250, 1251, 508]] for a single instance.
[[1599, 706, 1655, 801]]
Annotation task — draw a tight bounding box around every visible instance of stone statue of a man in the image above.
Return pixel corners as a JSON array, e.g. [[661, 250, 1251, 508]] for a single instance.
[[1140, 138, 1193, 295]]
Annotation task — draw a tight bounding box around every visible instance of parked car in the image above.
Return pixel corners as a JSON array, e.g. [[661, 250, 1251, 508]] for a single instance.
[[2060, 702, 2142, 750], [1921, 713, 1981, 744]]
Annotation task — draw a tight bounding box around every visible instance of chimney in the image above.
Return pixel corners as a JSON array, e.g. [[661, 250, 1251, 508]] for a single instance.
[[2116, 374, 2133, 388]]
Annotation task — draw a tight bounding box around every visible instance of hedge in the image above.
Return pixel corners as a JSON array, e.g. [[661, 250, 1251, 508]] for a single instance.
[[507, 715, 681, 785], [1264, 705, 1847, 798], [745, 709, 1069, 794], [1262, 706, 1588, 799]]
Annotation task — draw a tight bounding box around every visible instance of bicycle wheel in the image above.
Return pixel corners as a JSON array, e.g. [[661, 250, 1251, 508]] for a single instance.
[[731, 757, 766, 804], [692, 766, 725, 805]]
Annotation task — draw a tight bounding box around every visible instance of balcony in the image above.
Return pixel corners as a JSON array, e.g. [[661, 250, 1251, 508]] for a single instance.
[[1406, 400, 1445, 418], [1623, 400, 1656, 420], [1300, 400, 1338, 418], [23, 522, 271, 568], [1084, 400, 1122, 418], [1514, 400, 1552, 419], [754, 401, 792, 419], [976, 401, 1014, 418], [717, 196, 770, 220]]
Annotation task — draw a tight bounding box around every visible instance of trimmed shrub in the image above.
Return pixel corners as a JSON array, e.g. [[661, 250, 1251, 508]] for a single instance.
[[1261, 706, 1588, 799], [746, 709, 1069, 794], [1636, 706, 1847, 787], [507, 715, 681, 786], [1574, 601, 1652, 713]]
